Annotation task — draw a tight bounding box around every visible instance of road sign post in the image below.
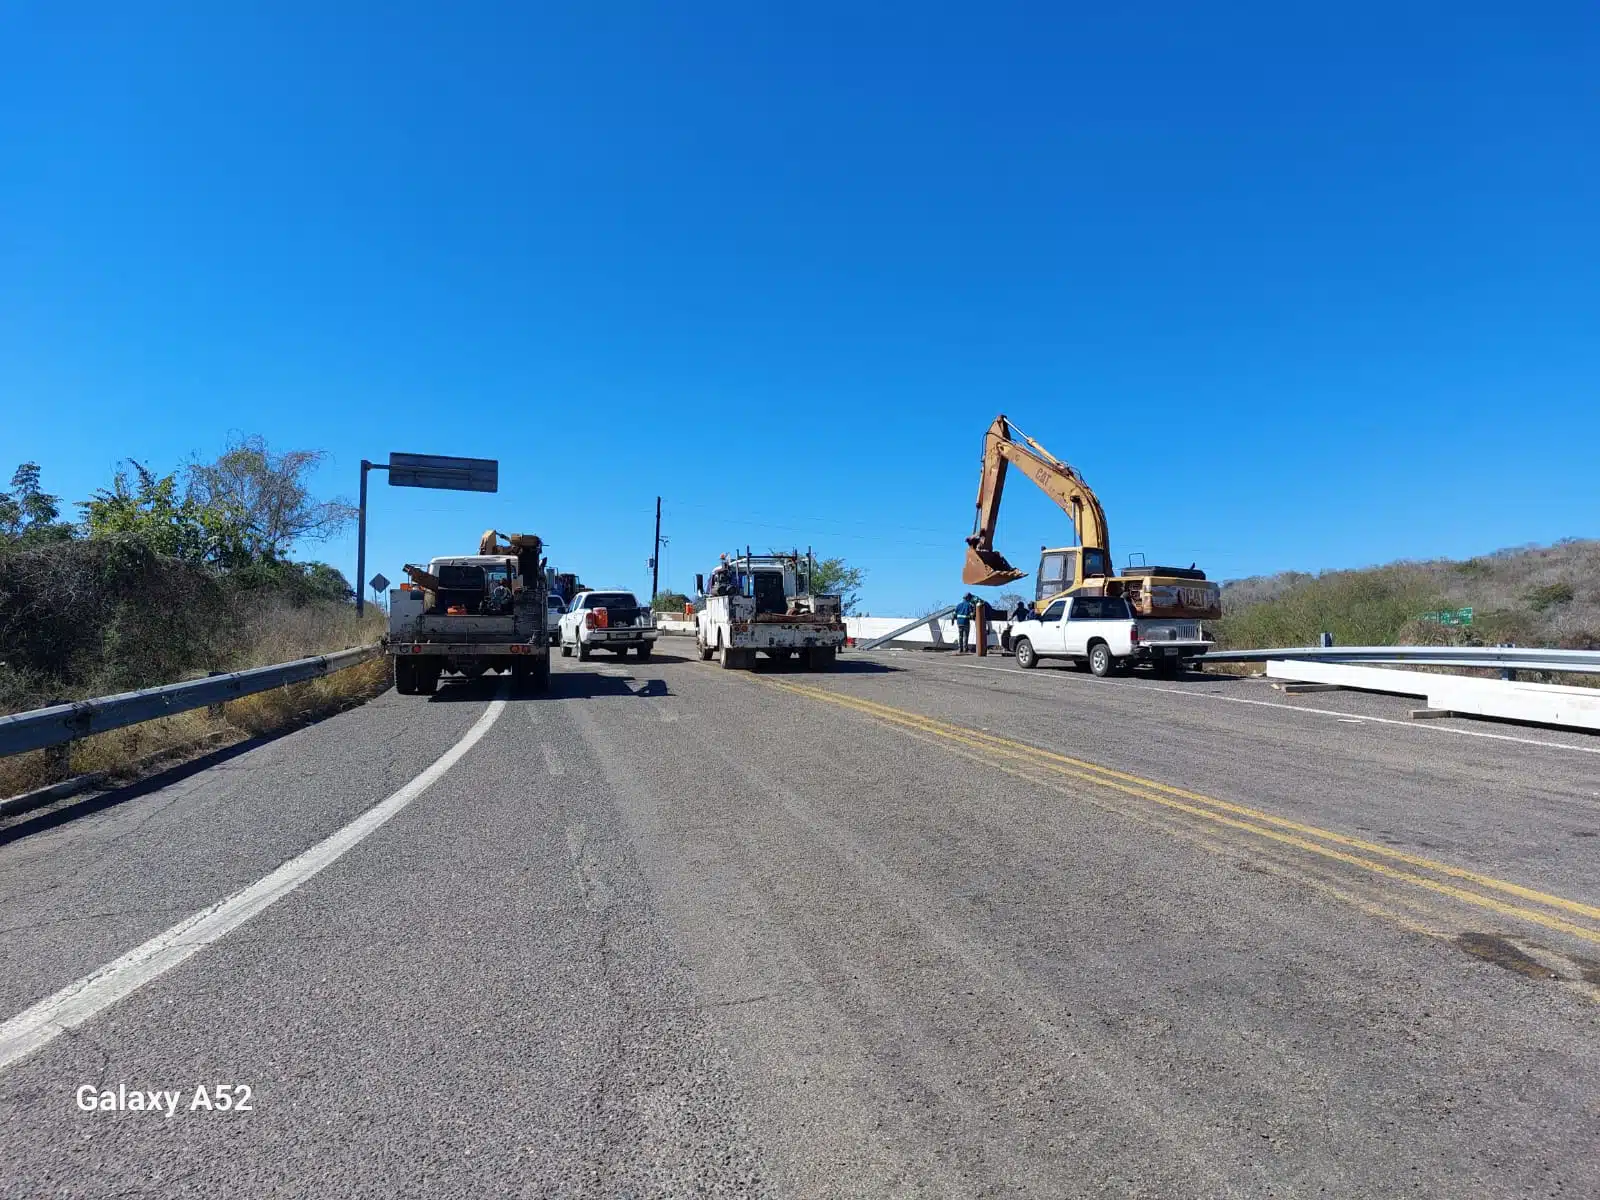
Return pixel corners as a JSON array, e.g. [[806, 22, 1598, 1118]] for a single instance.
[[356, 454, 499, 617]]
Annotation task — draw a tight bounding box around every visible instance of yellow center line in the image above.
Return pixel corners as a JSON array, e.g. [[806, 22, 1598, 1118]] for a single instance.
[[763, 678, 1600, 945]]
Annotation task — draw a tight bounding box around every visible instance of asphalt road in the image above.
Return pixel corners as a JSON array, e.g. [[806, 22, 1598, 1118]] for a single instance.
[[1, 642, 1596, 1198]]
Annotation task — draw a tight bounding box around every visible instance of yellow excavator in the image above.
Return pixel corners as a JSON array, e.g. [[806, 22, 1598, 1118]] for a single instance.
[[963, 414, 1221, 620]]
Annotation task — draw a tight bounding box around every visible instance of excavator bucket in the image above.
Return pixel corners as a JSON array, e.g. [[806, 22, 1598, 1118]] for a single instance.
[[963, 546, 1027, 587]]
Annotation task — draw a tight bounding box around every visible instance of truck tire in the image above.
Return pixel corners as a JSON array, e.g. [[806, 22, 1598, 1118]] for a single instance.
[[511, 659, 531, 695], [1089, 641, 1114, 678], [577, 639, 591, 662], [416, 665, 440, 695], [560, 637, 572, 658], [806, 647, 837, 671], [719, 643, 739, 670], [534, 658, 550, 692], [1153, 656, 1181, 679], [635, 644, 652, 661], [1014, 638, 1037, 670], [394, 658, 416, 695], [698, 639, 713, 662]]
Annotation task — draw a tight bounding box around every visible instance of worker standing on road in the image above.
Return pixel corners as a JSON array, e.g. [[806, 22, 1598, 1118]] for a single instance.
[[954, 593, 975, 654]]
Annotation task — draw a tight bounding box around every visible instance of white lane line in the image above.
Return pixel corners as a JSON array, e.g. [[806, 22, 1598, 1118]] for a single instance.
[[541, 743, 565, 776], [919, 658, 1600, 757], [0, 696, 507, 1073]]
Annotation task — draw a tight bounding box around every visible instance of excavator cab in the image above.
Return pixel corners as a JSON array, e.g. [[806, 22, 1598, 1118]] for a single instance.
[[1033, 546, 1113, 604]]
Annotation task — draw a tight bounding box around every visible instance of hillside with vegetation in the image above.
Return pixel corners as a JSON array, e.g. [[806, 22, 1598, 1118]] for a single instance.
[[0, 440, 385, 795], [1214, 540, 1600, 651]]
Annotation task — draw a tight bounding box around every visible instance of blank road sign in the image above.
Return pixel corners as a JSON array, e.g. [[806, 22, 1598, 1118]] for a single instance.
[[387, 453, 498, 493], [369, 573, 390, 593]]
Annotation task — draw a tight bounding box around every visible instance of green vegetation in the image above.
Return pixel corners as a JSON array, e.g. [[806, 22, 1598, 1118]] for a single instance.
[[651, 589, 690, 613], [1, 438, 381, 796], [810, 556, 865, 614], [1216, 540, 1600, 651]]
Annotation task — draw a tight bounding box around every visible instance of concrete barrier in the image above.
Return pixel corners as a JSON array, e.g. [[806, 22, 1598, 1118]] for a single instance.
[[847, 616, 1012, 650], [1264, 660, 1600, 732]]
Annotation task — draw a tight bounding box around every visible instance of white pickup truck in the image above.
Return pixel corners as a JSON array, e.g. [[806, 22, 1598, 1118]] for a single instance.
[[559, 590, 659, 660], [1008, 594, 1211, 677]]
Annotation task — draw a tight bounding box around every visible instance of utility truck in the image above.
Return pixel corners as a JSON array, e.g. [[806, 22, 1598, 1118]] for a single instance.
[[694, 551, 847, 670], [385, 530, 551, 695]]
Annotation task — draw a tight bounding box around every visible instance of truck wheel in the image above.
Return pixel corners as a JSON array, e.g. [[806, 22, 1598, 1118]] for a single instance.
[[577, 639, 591, 662], [719, 643, 739, 670], [1153, 656, 1180, 679], [635, 644, 652, 661], [394, 658, 416, 695], [511, 659, 531, 695], [1014, 638, 1037, 670], [560, 637, 572, 658], [698, 638, 713, 662], [1089, 642, 1114, 678], [806, 647, 837, 671], [416, 665, 439, 695], [533, 658, 551, 692]]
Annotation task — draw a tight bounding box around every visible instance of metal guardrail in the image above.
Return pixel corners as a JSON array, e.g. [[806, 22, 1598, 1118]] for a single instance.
[[1198, 645, 1600, 675], [0, 646, 383, 759]]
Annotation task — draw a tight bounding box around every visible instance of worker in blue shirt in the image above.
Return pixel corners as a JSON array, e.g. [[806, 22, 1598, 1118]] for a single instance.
[[954, 594, 976, 654]]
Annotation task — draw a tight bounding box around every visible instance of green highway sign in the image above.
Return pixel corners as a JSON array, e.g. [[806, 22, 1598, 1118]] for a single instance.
[[1420, 607, 1474, 626]]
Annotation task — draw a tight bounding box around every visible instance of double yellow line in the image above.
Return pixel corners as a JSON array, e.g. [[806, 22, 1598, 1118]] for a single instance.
[[764, 679, 1600, 948]]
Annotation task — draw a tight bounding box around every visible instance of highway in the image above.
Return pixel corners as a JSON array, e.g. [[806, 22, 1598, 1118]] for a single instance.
[[1, 644, 1597, 1198]]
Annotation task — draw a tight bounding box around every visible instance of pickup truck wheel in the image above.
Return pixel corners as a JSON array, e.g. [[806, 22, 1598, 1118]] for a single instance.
[[1153, 656, 1181, 679], [559, 636, 572, 658], [394, 659, 416, 695], [634, 645, 652, 661], [511, 659, 531, 694], [416, 666, 439, 695], [1089, 642, 1114, 677], [719, 644, 739, 670], [805, 647, 837, 671], [698, 639, 713, 661], [533, 658, 550, 692], [576, 639, 591, 662], [1014, 638, 1037, 670]]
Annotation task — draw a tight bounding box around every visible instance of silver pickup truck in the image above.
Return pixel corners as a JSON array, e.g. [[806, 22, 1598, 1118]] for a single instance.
[[1008, 594, 1211, 677]]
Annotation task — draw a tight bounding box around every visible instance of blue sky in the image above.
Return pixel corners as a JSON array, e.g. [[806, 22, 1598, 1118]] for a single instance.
[[4, 3, 1597, 614]]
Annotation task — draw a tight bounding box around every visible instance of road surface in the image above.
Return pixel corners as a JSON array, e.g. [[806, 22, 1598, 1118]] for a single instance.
[[2, 644, 1596, 1197]]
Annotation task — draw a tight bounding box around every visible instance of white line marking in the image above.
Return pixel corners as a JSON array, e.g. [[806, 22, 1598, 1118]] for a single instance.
[[541, 743, 565, 776], [0, 695, 507, 1072], [922, 658, 1600, 757]]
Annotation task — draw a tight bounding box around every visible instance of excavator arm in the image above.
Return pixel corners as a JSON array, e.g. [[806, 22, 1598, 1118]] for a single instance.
[[962, 414, 1111, 587]]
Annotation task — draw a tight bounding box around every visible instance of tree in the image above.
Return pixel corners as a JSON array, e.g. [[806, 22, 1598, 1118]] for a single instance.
[[651, 589, 690, 613], [997, 591, 1025, 611], [186, 436, 357, 564], [809, 556, 865, 614], [80, 461, 209, 561], [0, 463, 76, 550]]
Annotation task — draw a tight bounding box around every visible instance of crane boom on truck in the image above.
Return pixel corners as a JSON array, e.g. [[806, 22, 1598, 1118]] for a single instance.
[[962, 414, 1222, 628]]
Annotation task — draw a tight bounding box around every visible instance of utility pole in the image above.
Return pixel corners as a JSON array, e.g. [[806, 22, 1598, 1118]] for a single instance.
[[651, 496, 662, 600]]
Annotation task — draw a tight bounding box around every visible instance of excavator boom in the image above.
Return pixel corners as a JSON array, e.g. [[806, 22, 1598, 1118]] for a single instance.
[[962, 414, 1111, 587]]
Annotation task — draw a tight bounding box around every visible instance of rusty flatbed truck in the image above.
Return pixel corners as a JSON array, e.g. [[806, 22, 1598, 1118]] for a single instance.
[[385, 531, 551, 695], [694, 551, 846, 670]]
